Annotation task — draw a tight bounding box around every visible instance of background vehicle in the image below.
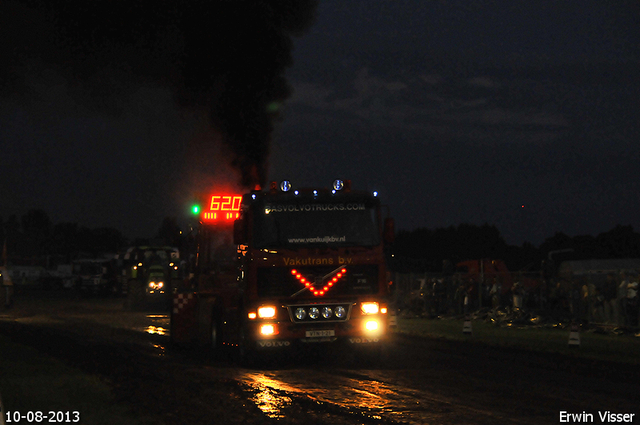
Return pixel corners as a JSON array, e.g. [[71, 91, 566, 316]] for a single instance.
[[171, 180, 395, 362], [72, 259, 118, 296], [120, 246, 180, 310]]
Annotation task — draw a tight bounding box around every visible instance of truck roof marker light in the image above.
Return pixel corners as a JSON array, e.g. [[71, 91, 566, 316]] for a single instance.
[[373, 191, 378, 197], [294, 190, 299, 196], [251, 194, 257, 200], [313, 190, 318, 197], [280, 180, 292, 192]]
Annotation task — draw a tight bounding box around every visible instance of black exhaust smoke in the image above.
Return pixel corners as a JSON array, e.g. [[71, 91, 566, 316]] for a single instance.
[[1, 0, 318, 189]]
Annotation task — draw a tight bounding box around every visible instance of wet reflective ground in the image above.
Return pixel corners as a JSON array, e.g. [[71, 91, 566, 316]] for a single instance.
[[1, 291, 638, 424]]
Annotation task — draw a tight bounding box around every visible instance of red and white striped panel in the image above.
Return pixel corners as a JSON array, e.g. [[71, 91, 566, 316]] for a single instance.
[[173, 292, 194, 314]]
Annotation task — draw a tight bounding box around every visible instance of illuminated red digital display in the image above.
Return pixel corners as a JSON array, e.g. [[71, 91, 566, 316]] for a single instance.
[[202, 195, 242, 222]]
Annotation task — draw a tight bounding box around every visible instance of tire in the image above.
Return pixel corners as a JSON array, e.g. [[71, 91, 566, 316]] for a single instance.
[[237, 325, 256, 367]]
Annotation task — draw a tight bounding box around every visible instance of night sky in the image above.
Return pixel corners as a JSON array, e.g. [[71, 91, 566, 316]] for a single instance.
[[1, 0, 639, 246]]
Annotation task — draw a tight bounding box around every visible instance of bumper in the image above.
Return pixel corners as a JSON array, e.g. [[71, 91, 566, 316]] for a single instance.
[[247, 316, 389, 350]]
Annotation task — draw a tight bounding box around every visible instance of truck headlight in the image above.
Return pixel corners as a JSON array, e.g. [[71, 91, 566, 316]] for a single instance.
[[258, 306, 277, 319], [321, 306, 333, 319], [361, 302, 379, 315], [364, 319, 380, 332], [295, 307, 306, 320], [309, 307, 320, 319], [260, 324, 276, 336]]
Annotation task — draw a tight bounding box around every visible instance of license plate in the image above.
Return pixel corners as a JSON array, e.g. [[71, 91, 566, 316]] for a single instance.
[[305, 329, 335, 338]]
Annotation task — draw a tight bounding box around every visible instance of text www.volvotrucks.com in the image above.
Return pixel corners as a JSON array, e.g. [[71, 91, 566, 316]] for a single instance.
[[288, 236, 346, 244]]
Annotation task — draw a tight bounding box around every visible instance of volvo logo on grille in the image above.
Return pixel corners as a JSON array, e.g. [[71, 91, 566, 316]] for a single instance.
[[258, 340, 291, 347]]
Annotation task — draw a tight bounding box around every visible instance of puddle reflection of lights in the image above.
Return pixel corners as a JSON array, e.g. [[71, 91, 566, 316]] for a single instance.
[[153, 344, 166, 357], [145, 326, 167, 335], [243, 374, 296, 419]]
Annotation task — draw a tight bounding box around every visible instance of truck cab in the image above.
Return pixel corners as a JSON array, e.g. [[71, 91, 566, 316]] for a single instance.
[[171, 180, 394, 362]]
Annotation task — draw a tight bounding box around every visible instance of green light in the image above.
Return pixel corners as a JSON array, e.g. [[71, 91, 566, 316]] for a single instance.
[[191, 205, 200, 214], [266, 101, 280, 113]]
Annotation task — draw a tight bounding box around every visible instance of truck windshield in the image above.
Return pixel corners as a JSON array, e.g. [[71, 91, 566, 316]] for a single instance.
[[253, 200, 380, 248]]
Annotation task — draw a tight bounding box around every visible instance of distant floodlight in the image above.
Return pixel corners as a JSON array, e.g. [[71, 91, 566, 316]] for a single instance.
[[333, 179, 344, 191], [373, 191, 378, 197]]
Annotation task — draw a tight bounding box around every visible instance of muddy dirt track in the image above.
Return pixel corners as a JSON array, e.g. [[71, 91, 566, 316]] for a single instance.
[[1, 291, 638, 425]]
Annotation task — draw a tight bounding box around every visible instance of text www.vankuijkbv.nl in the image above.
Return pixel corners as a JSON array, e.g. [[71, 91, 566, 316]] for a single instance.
[[287, 236, 346, 244]]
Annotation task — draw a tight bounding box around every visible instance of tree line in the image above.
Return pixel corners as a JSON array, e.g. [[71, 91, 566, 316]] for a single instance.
[[392, 223, 640, 274], [0, 209, 183, 266], [4, 209, 640, 275]]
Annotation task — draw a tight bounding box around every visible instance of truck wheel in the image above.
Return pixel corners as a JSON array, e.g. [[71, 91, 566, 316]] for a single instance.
[[238, 326, 256, 367]]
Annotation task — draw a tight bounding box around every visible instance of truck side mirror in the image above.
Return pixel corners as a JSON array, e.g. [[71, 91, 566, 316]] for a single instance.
[[383, 217, 395, 245], [233, 219, 246, 245]]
